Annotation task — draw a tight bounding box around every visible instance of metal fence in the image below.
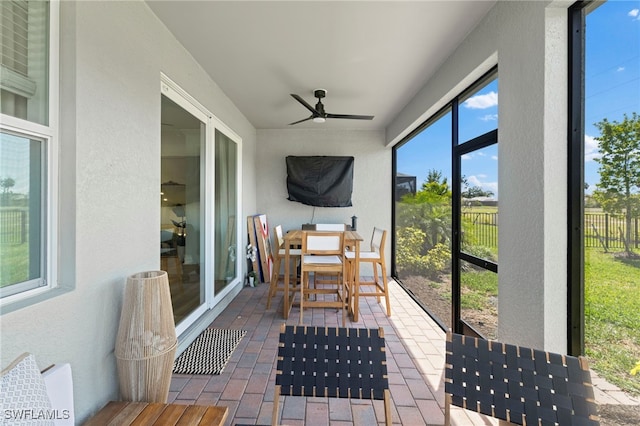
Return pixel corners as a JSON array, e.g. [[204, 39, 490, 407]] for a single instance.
[[585, 213, 639, 250], [460, 212, 640, 251], [462, 212, 498, 248], [0, 209, 27, 244]]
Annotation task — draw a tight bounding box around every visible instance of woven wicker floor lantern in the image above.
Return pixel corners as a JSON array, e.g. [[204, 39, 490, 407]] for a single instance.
[[115, 270, 177, 402]]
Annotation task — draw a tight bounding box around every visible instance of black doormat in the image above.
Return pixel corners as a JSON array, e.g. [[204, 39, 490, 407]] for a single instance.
[[173, 328, 246, 375]]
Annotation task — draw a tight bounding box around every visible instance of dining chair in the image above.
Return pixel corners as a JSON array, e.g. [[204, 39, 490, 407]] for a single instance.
[[312, 223, 347, 286], [345, 227, 390, 321], [272, 324, 391, 426], [299, 231, 348, 326], [314, 223, 347, 231], [266, 225, 301, 309]]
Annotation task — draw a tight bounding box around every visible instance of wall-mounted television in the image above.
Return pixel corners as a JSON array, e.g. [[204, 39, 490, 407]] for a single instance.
[[286, 156, 354, 207]]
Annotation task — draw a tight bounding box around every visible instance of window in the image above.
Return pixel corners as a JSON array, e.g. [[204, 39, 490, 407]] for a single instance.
[[569, 0, 640, 396], [1, 0, 58, 306], [393, 68, 498, 338]]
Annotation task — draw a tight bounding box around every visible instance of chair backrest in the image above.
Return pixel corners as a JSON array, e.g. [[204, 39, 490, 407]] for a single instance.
[[370, 227, 386, 256], [315, 223, 347, 231], [302, 231, 344, 256], [445, 332, 599, 426], [276, 325, 389, 399], [274, 225, 285, 248]]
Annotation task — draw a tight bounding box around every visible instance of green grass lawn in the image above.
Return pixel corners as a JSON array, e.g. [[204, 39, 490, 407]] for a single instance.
[[585, 248, 640, 396], [0, 242, 28, 287]]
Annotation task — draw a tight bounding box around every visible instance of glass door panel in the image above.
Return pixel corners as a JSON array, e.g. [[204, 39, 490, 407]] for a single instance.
[[460, 144, 498, 263], [214, 129, 238, 296], [394, 108, 453, 330], [453, 70, 498, 338], [161, 94, 205, 327], [460, 259, 498, 339]]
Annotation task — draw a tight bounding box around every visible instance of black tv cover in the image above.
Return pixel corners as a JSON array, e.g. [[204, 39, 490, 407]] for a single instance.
[[286, 156, 354, 207]]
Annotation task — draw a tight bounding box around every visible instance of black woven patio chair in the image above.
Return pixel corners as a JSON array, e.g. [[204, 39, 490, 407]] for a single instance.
[[272, 324, 391, 425], [445, 332, 599, 426]]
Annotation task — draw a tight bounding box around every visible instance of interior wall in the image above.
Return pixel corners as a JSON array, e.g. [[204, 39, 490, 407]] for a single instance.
[[256, 129, 392, 274], [386, 0, 568, 352], [0, 1, 256, 422]]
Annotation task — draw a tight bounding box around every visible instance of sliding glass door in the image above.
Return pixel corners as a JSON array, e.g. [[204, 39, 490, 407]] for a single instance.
[[160, 77, 241, 335], [214, 128, 238, 296], [161, 92, 207, 329]]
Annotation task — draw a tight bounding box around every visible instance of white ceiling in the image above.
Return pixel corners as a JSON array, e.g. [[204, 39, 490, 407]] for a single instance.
[[147, 1, 496, 130]]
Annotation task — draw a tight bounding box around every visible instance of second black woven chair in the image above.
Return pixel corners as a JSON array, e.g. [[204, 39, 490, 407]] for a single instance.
[[444, 331, 600, 426], [272, 324, 391, 425]]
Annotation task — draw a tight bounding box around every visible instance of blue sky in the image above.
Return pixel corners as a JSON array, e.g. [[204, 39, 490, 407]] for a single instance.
[[397, 0, 640, 199], [584, 0, 640, 193]]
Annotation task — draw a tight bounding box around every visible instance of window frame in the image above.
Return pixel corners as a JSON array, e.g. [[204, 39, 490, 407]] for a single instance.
[[391, 66, 498, 337], [0, 0, 59, 310]]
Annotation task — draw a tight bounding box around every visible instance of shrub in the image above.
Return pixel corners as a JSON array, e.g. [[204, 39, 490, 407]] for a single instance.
[[396, 227, 450, 277]]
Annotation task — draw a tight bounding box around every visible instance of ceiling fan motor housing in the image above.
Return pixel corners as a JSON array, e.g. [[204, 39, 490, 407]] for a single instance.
[[314, 89, 327, 99]]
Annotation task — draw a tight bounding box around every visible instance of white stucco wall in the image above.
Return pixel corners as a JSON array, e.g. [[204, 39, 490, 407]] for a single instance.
[[387, 1, 569, 352], [256, 129, 392, 274], [0, 1, 256, 422]]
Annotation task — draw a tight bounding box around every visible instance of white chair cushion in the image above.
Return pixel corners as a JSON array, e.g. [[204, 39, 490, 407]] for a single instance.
[[303, 255, 342, 264], [0, 353, 54, 426], [345, 250, 379, 260]]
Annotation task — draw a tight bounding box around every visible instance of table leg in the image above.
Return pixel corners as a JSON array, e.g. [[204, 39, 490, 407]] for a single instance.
[[283, 245, 290, 319]]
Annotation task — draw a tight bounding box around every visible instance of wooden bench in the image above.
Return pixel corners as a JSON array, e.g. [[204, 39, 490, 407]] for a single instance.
[[83, 401, 227, 426]]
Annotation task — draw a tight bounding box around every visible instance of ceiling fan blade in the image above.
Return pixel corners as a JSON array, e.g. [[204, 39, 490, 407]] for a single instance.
[[326, 113, 374, 121], [291, 94, 320, 115], [289, 116, 313, 125]]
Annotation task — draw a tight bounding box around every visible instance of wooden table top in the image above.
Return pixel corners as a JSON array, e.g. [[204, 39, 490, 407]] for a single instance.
[[83, 401, 228, 426], [284, 229, 363, 242]]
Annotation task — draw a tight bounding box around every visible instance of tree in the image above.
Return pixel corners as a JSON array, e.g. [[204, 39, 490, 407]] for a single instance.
[[398, 169, 452, 250], [461, 186, 494, 199], [1, 177, 15, 206], [592, 112, 640, 255]]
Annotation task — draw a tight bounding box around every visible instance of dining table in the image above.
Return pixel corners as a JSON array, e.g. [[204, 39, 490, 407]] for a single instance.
[[282, 229, 363, 321]]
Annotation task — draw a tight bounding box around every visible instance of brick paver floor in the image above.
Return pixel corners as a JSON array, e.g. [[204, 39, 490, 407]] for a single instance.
[[169, 278, 638, 425]]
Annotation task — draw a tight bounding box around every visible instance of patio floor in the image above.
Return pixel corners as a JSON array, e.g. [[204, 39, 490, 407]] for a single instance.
[[167, 279, 496, 425], [168, 278, 639, 425]]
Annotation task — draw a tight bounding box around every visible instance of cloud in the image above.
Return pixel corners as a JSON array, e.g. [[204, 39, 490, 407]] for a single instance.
[[477, 174, 487, 178], [585, 134, 601, 162], [462, 154, 472, 160], [629, 8, 639, 20], [480, 114, 498, 122], [617, 66, 625, 72], [467, 175, 498, 196], [491, 155, 498, 160], [463, 91, 498, 109], [477, 152, 486, 157]]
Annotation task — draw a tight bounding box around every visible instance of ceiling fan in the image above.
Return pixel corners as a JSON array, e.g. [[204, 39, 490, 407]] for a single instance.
[[289, 89, 374, 125]]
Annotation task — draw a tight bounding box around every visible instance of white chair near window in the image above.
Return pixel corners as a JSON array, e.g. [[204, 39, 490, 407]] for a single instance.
[[266, 225, 301, 309], [314, 223, 347, 231], [345, 227, 390, 321], [299, 231, 348, 326]]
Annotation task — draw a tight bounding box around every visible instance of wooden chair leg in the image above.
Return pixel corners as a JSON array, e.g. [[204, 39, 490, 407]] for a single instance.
[[381, 261, 391, 316], [383, 388, 392, 426], [272, 385, 281, 426], [267, 256, 282, 309], [444, 393, 451, 426], [373, 262, 381, 303], [299, 272, 306, 324]]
